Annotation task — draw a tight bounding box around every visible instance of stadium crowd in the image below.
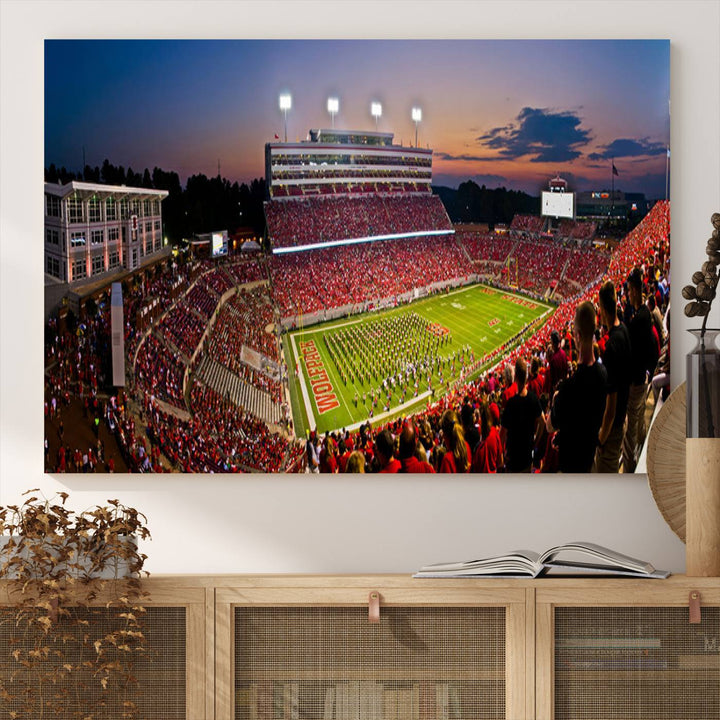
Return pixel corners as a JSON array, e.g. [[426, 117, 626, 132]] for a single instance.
[[265, 194, 452, 249], [224, 289, 280, 362], [218, 256, 267, 286], [198, 344, 283, 403], [45, 247, 300, 473], [186, 281, 221, 322], [455, 230, 611, 300], [202, 267, 235, 297], [179, 383, 299, 472], [558, 218, 597, 242], [269, 236, 471, 318], [510, 214, 545, 234], [512, 239, 572, 296], [271, 181, 429, 198], [158, 299, 207, 358], [134, 332, 186, 409], [459, 232, 517, 263], [559, 247, 611, 293]]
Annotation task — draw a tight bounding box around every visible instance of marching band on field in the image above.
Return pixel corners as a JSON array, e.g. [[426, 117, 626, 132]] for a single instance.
[[323, 312, 476, 415]]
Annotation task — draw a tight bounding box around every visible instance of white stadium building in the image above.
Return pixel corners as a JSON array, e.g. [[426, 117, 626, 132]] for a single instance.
[[44, 180, 169, 285]]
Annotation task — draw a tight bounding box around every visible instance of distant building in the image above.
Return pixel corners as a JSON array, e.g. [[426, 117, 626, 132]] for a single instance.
[[44, 181, 169, 285], [548, 175, 568, 193], [576, 190, 632, 218], [190, 229, 229, 259]]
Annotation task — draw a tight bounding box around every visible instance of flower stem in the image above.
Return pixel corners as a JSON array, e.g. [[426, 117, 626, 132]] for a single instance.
[[698, 317, 716, 437]]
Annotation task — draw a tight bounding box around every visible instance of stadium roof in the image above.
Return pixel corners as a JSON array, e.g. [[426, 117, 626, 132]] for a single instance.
[[44, 180, 169, 201], [309, 128, 393, 144]]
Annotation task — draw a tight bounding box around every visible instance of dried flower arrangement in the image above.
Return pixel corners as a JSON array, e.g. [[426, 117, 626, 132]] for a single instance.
[[683, 212, 720, 439], [0, 491, 151, 719], [683, 212, 720, 332]]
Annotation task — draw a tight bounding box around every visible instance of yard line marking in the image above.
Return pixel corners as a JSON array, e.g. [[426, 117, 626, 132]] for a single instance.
[[343, 391, 432, 432]]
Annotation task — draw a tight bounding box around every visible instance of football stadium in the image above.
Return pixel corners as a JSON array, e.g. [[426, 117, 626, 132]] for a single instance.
[[44, 122, 670, 475]]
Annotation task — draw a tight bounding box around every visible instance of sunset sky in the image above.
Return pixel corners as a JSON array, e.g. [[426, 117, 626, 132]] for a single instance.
[[45, 39, 670, 197]]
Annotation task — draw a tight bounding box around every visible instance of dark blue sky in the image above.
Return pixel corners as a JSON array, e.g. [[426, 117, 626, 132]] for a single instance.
[[45, 39, 670, 196]]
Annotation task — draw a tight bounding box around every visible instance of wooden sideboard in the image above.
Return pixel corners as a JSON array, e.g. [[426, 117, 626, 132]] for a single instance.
[[2, 574, 719, 719]]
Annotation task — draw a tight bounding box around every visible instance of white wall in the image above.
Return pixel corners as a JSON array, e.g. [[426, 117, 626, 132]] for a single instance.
[[1, 1, 718, 575]]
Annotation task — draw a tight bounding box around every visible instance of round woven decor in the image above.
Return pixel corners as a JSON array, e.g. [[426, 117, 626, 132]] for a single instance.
[[646, 382, 686, 542]]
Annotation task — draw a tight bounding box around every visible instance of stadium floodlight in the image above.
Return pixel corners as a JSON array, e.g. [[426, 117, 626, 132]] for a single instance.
[[411, 107, 422, 147], [371, 101, 382, 131], [327, 97, 339, 129], [279, 93, 292, 142]]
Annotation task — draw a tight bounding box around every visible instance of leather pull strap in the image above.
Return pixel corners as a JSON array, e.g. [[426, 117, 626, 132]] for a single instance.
[[368, 591, 380, 624], [689, 590, 702, 624], [49, 597, 59, 624]]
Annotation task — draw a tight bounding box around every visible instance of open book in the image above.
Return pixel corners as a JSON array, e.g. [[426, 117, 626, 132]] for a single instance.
[[414, 541, 670, 579]]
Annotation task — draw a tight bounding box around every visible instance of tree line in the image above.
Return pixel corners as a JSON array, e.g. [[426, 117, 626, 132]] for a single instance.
[[434, 181, 539, 228], [45, 160, 267, 245]]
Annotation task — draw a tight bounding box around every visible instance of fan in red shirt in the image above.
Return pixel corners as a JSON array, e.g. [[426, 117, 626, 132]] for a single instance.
[[318, 435, 339, 474], [527, 357, 545, 400], [500, 365, 517, 407], [337, 438, 352, 473], [545, 330, 568, 395], [439, 409, 470, 473], [472, 403, 504, 473]]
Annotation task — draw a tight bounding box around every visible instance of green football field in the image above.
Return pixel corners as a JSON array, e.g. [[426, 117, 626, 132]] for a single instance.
[[283, 283, 553, 436]]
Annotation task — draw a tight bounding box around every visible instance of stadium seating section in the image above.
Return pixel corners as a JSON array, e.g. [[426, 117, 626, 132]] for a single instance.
[[265, 194, 452, 249], [510, 214, 545, 233], [269, 235, 470, 318]]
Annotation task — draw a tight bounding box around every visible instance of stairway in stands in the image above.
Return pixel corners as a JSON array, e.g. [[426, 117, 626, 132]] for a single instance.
[[548, 254, 574, 300], [194, 355, 282, 426]]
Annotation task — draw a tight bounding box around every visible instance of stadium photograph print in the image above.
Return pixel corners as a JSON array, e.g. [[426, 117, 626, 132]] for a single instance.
[[43, 39, 670, 475]]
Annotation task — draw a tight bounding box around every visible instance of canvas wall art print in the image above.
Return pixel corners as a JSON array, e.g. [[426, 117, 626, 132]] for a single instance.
[[43, 39, 670, 475]]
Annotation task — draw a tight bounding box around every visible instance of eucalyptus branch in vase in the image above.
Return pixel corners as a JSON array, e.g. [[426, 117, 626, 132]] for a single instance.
[[683, 212, 720, 436]]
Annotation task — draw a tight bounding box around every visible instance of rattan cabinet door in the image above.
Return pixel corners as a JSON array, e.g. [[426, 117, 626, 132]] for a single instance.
[[0, 606, 187, 719], [536, 580, 720, 720], [554, 606, 720, 720], [0, 582, 208, 720], [235, 606, 505, 719], [216, 579, 529, 720]]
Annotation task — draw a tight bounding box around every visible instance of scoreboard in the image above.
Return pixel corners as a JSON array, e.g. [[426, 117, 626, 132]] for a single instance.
[[541, 191, 575, 219]]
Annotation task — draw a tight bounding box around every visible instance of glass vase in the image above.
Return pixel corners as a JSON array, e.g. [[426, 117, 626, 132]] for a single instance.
[[686, 328, 720, 438]]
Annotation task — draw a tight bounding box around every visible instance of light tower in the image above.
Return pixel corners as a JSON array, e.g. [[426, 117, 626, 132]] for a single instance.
[[371, 101, 382, 131], [279, 93, 292, 142], [411, 107, 422, 147], [327, 97, 339, 129]]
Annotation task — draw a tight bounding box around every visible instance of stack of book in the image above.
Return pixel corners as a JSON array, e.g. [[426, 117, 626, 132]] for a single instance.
[[555, 637, 668, 670], [235, 680, 467, 719]]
